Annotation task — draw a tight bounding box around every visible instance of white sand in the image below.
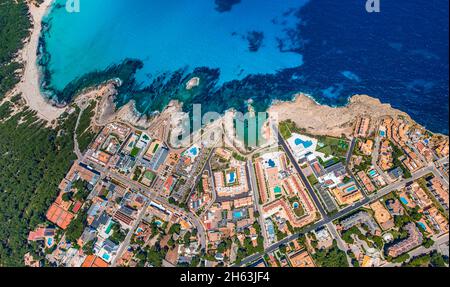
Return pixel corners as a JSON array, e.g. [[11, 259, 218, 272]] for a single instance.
[[16, 0, 64, 122]]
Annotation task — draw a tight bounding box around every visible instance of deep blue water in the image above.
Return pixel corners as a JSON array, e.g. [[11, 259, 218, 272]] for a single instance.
[[41, 0, 449, 134]]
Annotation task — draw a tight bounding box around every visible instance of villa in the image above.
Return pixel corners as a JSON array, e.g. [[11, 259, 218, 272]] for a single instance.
[[288, 250, 315, 267], [369, 201, 394, 231]]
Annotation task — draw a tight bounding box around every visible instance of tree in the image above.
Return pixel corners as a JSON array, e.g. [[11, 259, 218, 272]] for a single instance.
[[422, 238, 435, 249], [313, 245, 349, 267], [62, 192, 73, 202], [66, 210, 88, 244], [169, 223, 181, 235]]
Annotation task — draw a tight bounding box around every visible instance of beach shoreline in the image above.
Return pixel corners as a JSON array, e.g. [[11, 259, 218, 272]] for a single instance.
[[10, 1, 447, 142], [14, 0, 64, 122]]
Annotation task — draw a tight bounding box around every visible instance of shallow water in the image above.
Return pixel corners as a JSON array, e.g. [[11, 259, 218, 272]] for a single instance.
[[41, 0, 449, 134]]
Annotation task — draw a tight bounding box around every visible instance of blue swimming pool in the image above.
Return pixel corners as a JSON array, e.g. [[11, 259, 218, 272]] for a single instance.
[[268, 159, 276, 168], [400, 197, 409, 205], [368, 170, 377, 177], [418, 222, 426, 231], [274, 186, 282, 194], [295, 138, 313, 149], [102, 253, 111, 261], [233, 211, 244, 219], [47, 237, 53, 247], [345, 186, 357, 193], [228, 172, 236, 184], [190, 147, 198, 156], [293, 202, 300, 209]]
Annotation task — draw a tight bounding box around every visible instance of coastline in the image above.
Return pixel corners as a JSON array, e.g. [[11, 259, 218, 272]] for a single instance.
[[15, 0, 64, 122], [268, 93, 415, 138], [10, 1, 447, 141]]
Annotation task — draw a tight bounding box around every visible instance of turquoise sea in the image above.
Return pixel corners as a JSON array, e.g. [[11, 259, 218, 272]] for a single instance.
[[40, 0, 449, 134]]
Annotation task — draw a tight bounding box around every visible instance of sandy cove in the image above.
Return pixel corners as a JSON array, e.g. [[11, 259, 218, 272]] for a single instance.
[[7, 1, 434, 142], [15, 0, 64, 122]]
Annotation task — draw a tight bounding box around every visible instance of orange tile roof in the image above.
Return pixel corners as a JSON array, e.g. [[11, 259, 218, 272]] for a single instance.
[[81, 255, 96, 267], [28, 228, 46, 241], [93, 257, 109, 267], [46, 203, 74, 230], [81, 255, 110, 268]]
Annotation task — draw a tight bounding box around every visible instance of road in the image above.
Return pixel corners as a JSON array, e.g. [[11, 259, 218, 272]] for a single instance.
[[277, 132, 329, 221], [371, 134, 392, 184], [111, 200, 150, 267], [234, 164, 440, 266], [346, 137, 357, 166], [247, 159, 270, 248], [81, 153, 208, 256], [73, 106, 85, 160], [432, 156, 449, 188]]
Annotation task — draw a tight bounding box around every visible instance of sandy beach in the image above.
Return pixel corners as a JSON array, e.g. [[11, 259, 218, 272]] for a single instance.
[[15, 0, 64, 122]]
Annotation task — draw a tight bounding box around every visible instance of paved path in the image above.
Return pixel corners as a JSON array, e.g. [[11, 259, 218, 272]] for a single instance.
[[234, 165, 439, 266], [326, 222, 353, 267], [277, 132, 329, 221], [73, 107, 85, 160], [371, 135, 392, 184], [111, 200, 150, 267], [247, 159, 270, 248]]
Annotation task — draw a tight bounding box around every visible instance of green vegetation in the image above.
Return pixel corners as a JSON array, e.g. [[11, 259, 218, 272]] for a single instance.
[[389, 253, 410, 264], [0, 105, 78, 266], [130, 147, 141, 158], [403, 251, 448, 267], [110, 223, 127, 244], [307, 174, 319, 186], [234, 222, 264, 264], [145, 244, 167, 267], [72, 179, 90, 201], [390, 142, 412, 179], [0, 0, 31, 98], [82, 238, 96, 256], [75, 102, 97, 153], [169, 223, 181, 235], [394, 214, 413, 229], [288, 197, 305, 217], [65, 208, 88, 244], [279, 119, 307, 140], [232, 152, 246, 162], [316, 136, 349, 158], [132, 167, 143, 181], [341, 226, 364, 244], [312, 242, 349, 267], [353, 141, 373, 172]]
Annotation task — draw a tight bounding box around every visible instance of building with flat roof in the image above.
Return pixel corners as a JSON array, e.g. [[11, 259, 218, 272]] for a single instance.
[[289, 250, 315, 267], [387, 223, 423, 258], [340, 211, 381, 236], [370, 201, 394, 230]]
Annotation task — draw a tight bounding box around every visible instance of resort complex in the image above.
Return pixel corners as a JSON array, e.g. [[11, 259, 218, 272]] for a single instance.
[[0, 0, 448, 273], [21, 110, 449, 268]]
